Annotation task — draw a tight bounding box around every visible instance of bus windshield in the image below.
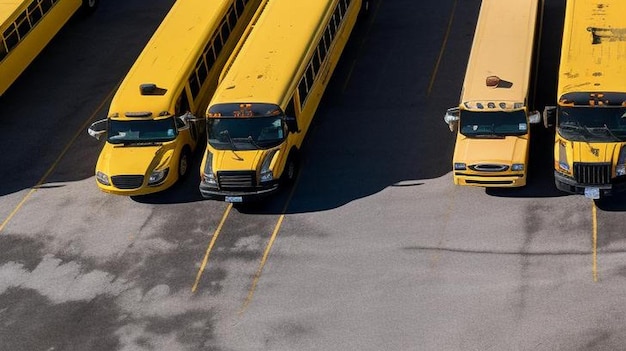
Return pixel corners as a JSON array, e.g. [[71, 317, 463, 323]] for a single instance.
[[558, 106, 626, 142], [460, 110, 528, 137], [108, 118, 177, 144], [207, 117, 286, 150]]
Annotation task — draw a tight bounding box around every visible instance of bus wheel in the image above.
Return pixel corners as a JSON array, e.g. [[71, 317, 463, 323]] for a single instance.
[[81, 0, 99, 14], [178, 148, 191, 179], [360, 0, 370, 18], [281, 153, 299, 185]]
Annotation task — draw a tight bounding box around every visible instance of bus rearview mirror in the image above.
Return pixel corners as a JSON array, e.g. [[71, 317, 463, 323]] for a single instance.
[[528, 110, 541, 124], [543, 106, 556, 129], [88, 119, 107, 141], [443, 107, 459, 132]]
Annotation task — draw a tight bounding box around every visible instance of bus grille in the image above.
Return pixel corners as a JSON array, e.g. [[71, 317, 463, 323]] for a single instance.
[[469, 164, 509, 172], [217, 171, 256, 189], [573, 163, 611, 185], [111, 175, 144, 189]]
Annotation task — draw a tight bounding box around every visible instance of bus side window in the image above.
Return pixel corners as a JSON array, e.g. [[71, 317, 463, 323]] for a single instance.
[[285, 97, 296, 117], [285, 96, 299, 133], [175, 91, 191, 116]]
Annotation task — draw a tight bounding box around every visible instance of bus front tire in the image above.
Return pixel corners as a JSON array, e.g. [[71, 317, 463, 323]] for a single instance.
[[360, 0, 370, 18], [178, 148, 191, 180], [81, 0, 99, 14], [281, 153, 299, 186]]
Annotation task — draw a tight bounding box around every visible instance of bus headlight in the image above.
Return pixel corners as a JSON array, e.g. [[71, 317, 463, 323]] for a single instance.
[[454, 163, 467, 170], [558, 161, 570, 172], [203, 151, 217, 185], [148, 168, 169, 186], [96, 171, 110, 186], [617, 146, 626, 176], [260, 149, 279, 183], [511, 164, 524, 171]]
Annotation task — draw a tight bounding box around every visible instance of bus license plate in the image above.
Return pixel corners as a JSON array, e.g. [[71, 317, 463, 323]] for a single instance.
[[584, 187, 600, 199], [225, 196, 243, 203]]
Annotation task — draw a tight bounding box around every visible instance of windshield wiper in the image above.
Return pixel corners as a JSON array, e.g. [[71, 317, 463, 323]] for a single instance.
[[247, 135, 262, 149], [599, 124, 623, 141], [560, 121, 604, 154], [231, 135, 264, 149], [462, 124, 502, 138], [220, 130, 243, 160], [220, 130, 237, 149], [117, 141, 163, 147]]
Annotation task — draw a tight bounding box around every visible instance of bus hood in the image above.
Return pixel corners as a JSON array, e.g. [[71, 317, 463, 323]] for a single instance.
[[97, 143, 174, 176], [454, 135, 528, 165], [564, 139, 622, 163], [213, 149, 266, 171]]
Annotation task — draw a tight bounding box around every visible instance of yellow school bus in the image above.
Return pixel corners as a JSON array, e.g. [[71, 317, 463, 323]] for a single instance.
[[543, 0, 626, 199], [87, 0, 264, 196], [199, 0, 368, 202], [0, 0, 97, 96], [443, 0, 542, 187]]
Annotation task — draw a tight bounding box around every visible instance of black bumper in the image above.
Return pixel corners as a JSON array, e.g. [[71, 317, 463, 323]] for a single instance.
[[554, 171, 626, 197], [199, 181, 280, 202]]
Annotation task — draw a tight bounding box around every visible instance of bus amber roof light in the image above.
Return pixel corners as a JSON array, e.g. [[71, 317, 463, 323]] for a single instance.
[[486, 75, 501, 88]]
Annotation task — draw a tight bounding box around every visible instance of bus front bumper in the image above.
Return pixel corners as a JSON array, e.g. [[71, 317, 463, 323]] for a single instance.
[[554, 171, 626, 197], [453, 172, 526, 187], [199, 181, 280, 202]]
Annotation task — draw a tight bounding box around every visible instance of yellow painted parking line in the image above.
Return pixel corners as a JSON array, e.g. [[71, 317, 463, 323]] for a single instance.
[[239, 176, 300, 314], [592, 201, 598, 282], [427, 0, 457, 96], [0, 86, 118, 235], [191, 203, 233, 293]]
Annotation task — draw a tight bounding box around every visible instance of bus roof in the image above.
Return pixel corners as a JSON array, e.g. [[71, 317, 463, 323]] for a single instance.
[[557, 0, 626, 100], [460, 0, 539, 108], [0, 1, 23, 29], [108, 0, 231, 118], [210, 0, 332, 109]]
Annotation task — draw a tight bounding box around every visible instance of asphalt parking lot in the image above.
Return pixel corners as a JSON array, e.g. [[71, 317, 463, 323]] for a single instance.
[[1, 0, 626, 350]]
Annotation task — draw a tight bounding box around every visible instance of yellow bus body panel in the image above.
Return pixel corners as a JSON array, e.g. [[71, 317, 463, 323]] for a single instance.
[[0, 0, 82, 96], [553, 0, 626, 195], [94, 0, 264, 196], [451, 0, 540, 187], [453, 135, 529, 186], [200, 0, 362, 200]]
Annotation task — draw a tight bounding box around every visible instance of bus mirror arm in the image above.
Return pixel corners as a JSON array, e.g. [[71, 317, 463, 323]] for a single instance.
[[528, 110, 541, 124], [87, 119, 108, 141], [543, 106, 556, 129], [88, 129, 106, 141], [443, 107, 460, 132], [183, 112, 203, 122]]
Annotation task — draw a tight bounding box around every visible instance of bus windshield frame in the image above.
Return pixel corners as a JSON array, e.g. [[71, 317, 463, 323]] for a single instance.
[[107, 117, 178, 145], [206, 103, 287, 150], [558, 106, 626, 142], [459, 109, 529, 137]]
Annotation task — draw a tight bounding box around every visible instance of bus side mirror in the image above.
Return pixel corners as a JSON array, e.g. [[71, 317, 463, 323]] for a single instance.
[[543, 106, 556, 128], [88, 119, 108, 141], [528, 110, 541, 124], [443, 107, 460, 132], [286, 116, 299, 133], [183, 111, 203, 122]]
